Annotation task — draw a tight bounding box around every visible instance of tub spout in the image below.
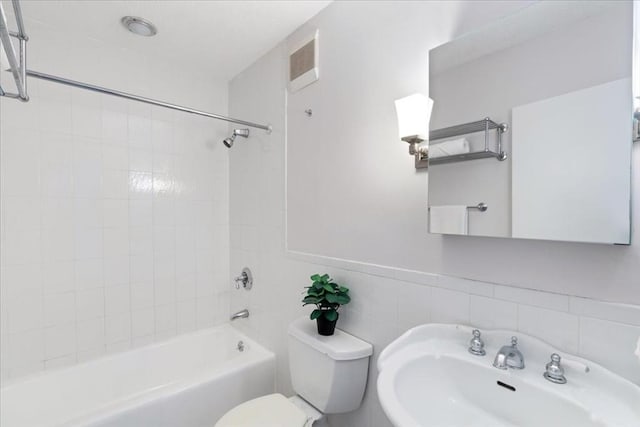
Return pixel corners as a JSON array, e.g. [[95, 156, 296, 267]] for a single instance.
[[230, 309, 249, 321]]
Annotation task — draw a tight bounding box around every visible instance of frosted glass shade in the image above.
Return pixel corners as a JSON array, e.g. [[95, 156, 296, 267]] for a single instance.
[[394, 94, 433, 140]]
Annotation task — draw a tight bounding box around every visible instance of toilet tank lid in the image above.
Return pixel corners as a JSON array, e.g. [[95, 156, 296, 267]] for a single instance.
[[288, 317, 373, 361]]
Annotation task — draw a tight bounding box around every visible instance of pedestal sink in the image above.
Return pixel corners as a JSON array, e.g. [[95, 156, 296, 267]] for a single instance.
[[377, 324, 640, 427]]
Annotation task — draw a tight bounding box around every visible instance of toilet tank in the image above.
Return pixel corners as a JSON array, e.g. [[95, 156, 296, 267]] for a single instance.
[[287, 317, 373, 414]]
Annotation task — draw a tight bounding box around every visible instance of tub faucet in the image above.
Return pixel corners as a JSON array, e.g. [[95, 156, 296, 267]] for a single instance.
[[493, 336, 525, 370], [230, 309, 249, 321]]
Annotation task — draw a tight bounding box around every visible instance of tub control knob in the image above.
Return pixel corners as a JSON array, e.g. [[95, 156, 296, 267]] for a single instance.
[[234, 267, 253, 290]]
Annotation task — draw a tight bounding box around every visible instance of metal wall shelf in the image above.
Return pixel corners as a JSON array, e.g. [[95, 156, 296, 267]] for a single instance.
[[429, 117, 508, 165]]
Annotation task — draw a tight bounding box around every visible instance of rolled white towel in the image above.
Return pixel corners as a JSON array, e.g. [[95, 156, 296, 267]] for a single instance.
[[429, 137, 470, 158]]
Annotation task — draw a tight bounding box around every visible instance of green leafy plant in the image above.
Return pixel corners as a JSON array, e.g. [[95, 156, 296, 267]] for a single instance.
[[302, 274, 351, 321]]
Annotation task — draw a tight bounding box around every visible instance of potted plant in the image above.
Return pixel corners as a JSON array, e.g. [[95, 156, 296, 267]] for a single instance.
[[302, 274, 351, 336]]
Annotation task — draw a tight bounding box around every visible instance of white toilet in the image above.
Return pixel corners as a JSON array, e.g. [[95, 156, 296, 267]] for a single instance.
[[216, 316, 373, 427]]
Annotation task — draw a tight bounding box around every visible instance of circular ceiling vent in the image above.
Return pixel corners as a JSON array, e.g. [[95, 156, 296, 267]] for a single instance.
[[121, 16, 157, 37]]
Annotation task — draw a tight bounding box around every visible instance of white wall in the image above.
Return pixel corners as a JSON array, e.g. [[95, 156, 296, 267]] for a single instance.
[[284, 0, 640, 305], [229, 1, 640, 426], [0, 15, 230, 382]]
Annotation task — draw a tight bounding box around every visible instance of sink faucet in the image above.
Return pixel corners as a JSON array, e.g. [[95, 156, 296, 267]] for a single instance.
[[230, 309, 249, 321], [544, 353, 567, 384], [493, 336, 525, 370]]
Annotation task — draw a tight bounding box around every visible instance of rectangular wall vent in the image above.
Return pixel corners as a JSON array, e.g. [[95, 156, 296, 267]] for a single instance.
[[288, 30, 319, 92]]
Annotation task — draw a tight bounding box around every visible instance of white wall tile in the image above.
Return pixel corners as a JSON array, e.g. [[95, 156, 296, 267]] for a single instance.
[[494, 285, 569, 312], [7, 290, 44, 333], [103, 170, 129, 200], [570, 297, 640, 326], [430, 287, 469, 324], [75, 259, 104, 290], [132, 308, 155, 338], [43, 262, 74, 294], [130, 255, 154, 283], [102, 110, 128, 144], [438, 276, 494, 297], [2, 229, 41, 265], [103, 257, 130, 287], [8, 329, 44, 367], [2, 264, 43, 295], [579, 317, 640, 384], [469, 295, 518, 330], [42, 227, 74, 262], [518, 305, 579, 353], [103, 200, 129, 229], [74, 198, 103, 229], [72, 103, 102, 138], [0, 28, 227, 382], [43, 292, 76, 327], [196, 296, 215, 328], [0, 129, 41, 197], [102, 145, 128, 171], [396, 282, 431, 333], [44, 323, 76, 359], [103, 227, 130, 258], [39, 100, 72, 134], [75, 228, 103, 260], [129, 148, 153, 172], [105, 313, 132, 345], [155, 304, 177, 334], [131, 282, 155, 310], [76, 288, 105, 320], [105, 285, 131, 316], [129, 199, 153, 228], [77, 317, 105, 352], [1, 196, 41, 232]]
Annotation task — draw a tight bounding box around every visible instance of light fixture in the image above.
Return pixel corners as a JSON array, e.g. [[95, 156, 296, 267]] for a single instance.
[[121, 16, 157, 37], [394, 93, 433, 169]]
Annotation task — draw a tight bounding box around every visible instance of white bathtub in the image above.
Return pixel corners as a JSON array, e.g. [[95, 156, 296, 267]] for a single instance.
[[1, 324, 275, 427]]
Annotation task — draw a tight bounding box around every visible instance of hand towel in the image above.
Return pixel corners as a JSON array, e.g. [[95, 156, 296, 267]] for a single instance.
[[429, 138, 470, 158], [429, 205, 468, 235]]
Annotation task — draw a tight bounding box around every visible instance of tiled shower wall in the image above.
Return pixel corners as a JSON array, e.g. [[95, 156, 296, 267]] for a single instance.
[[0, 22, 230, 381]]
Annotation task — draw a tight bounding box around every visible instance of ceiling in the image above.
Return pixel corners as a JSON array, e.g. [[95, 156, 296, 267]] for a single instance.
[[5, 0, 331, 81]]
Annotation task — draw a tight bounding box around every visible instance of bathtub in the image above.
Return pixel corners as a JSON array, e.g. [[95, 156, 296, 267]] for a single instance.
[[1, 324, 275, 427]]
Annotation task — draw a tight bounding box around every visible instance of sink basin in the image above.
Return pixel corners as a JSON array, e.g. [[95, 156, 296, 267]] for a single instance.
[[377, 324, 640, 427]]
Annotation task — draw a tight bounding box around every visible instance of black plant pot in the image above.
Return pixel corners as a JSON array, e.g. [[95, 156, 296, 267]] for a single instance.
[[316, 313, 338, 336]]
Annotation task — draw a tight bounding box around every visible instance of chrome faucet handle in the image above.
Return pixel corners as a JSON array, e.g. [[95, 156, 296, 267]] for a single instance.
[[510, 336, 518, 347], [234, 272, 247, 289], [544, 353, 567, 384], [234, 267, 253, 290], [468, 329, 486, 356]]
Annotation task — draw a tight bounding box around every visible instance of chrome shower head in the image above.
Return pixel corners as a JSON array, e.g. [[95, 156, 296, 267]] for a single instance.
[[223, 135, 235, 148], [222, 128, 250, 148]]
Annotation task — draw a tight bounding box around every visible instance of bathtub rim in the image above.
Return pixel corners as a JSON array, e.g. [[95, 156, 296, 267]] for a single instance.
[[1, 323, 276, 427], [1, 322, 269, 389]]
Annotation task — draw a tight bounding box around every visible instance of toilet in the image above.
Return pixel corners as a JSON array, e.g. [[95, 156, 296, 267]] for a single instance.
[[216, 316, 373, 427]]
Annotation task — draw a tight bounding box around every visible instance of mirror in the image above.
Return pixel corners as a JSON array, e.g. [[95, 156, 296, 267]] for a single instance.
[[427, 1, 635, 244]]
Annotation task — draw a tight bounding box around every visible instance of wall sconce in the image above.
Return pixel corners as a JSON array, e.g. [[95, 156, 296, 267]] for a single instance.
[[395, 93, 433, 169]]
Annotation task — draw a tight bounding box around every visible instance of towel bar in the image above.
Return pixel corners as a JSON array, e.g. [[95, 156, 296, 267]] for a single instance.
[[428, 203, 488, 212]]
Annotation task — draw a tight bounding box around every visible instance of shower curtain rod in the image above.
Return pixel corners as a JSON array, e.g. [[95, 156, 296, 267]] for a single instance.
[[1, 0, 271, 132], [25, 70, 273, 132]]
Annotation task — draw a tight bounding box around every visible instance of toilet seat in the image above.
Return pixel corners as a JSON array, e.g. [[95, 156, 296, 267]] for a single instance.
[[215, 393, 312, 427]]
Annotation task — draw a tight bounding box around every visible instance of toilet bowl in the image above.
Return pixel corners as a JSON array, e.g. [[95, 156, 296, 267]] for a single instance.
[[215, 317, 373, 426]]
